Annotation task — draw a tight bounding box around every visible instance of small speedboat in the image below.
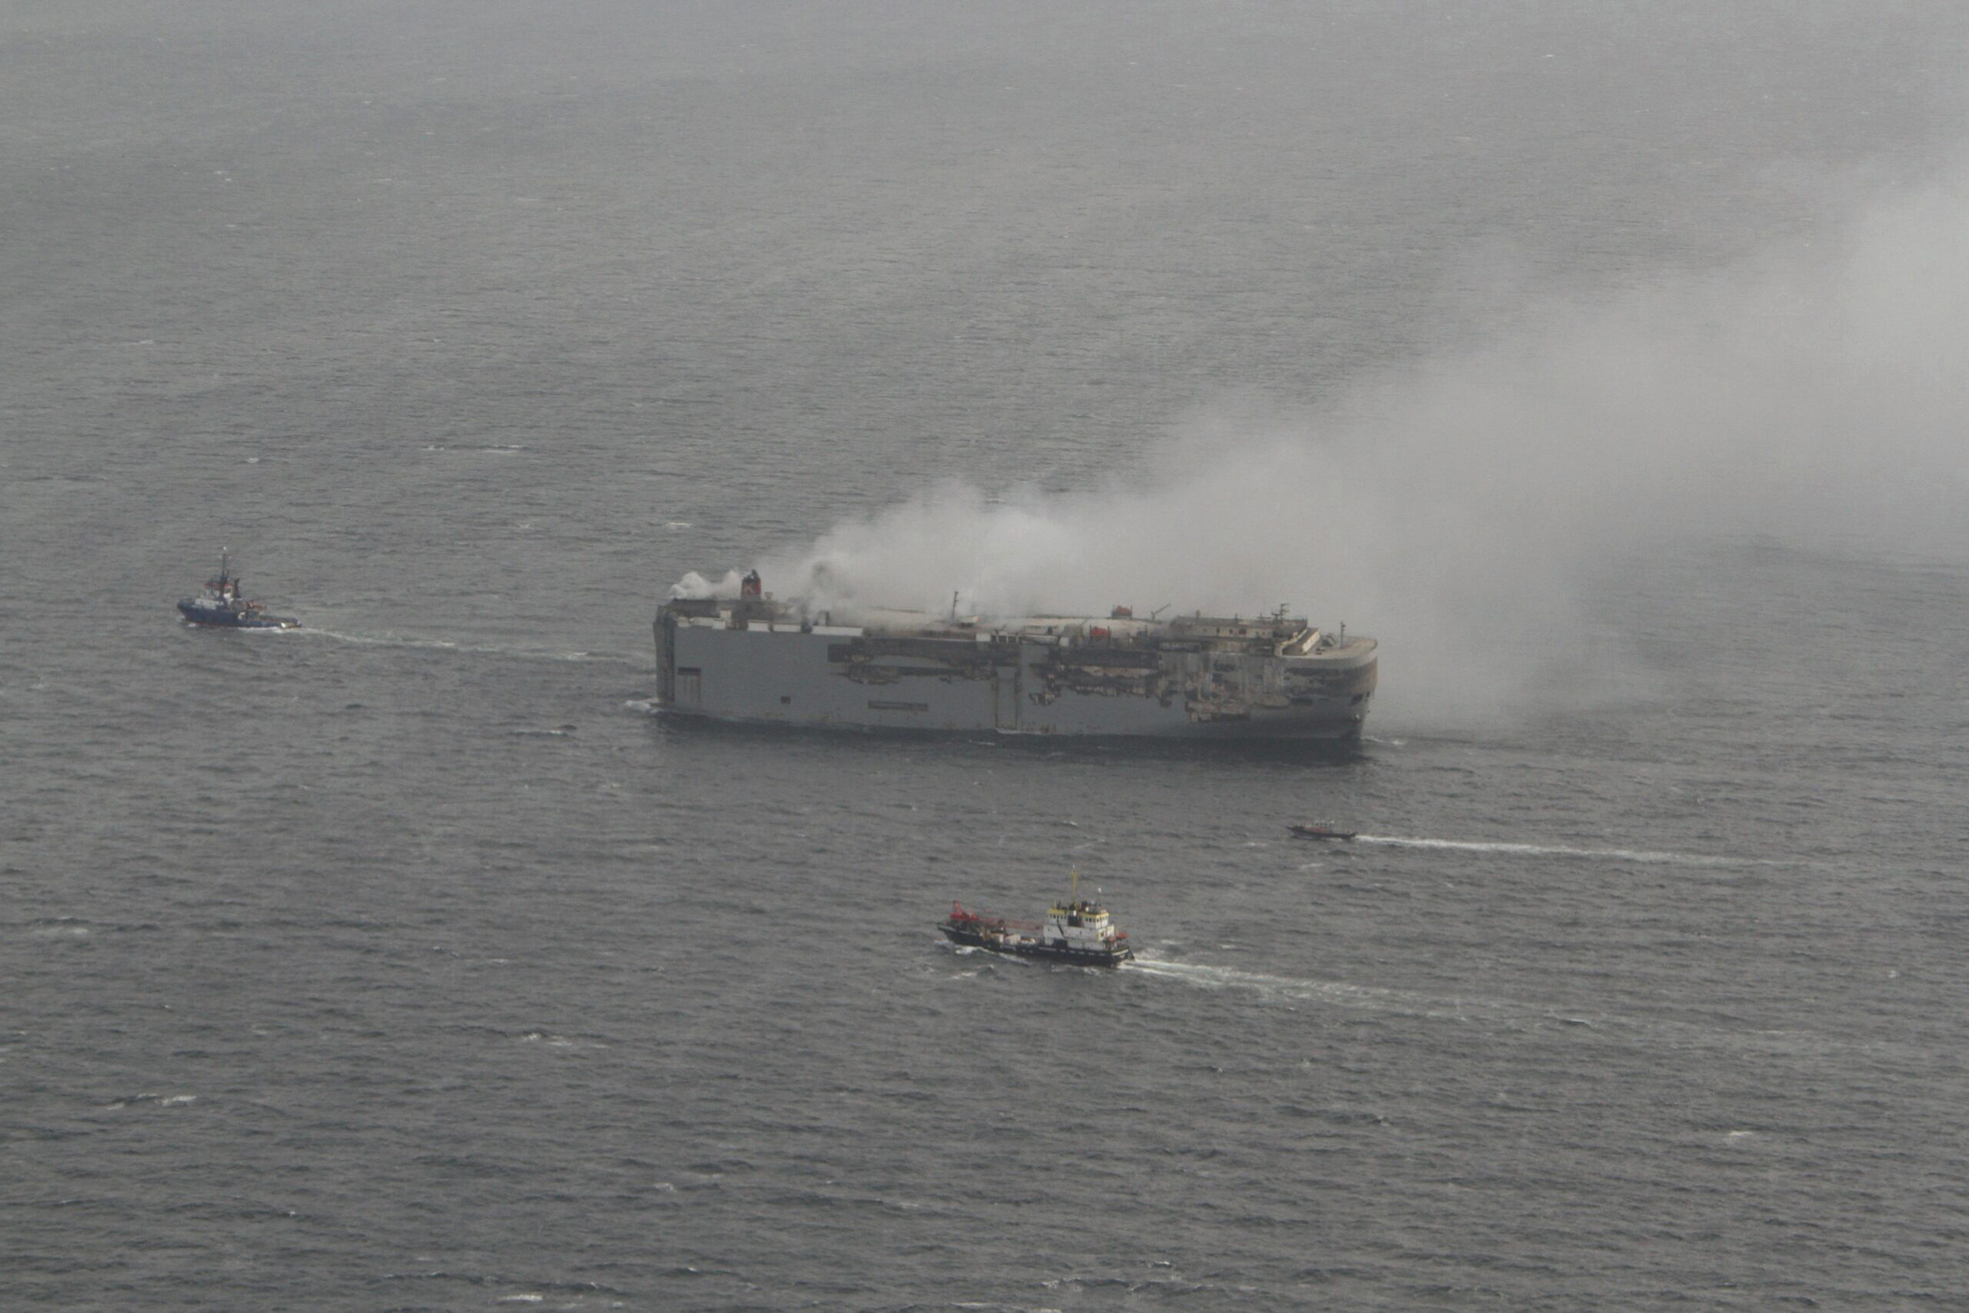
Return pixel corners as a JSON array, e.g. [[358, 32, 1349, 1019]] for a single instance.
[[1287, 822, 1356, 840], [939, 871, 1133, 967], [178, 550, 300, 629]]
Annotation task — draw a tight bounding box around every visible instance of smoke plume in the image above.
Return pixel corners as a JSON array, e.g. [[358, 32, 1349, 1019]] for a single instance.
[[747, 168, 1969, 726]]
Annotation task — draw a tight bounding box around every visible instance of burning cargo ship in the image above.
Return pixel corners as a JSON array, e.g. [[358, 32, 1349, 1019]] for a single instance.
[[654, 572, 1377, 740]]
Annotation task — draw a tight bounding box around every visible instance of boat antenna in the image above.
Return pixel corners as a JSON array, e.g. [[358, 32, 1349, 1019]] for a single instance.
[[951, 590, 959, 620], [1150, 604, 1170, 620]]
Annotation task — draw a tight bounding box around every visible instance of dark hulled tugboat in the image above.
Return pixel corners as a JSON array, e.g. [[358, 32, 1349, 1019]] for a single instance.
[[1287, 821, 1356, 840], [177, 550, 300, 629], [939, 871, 1133, 967]]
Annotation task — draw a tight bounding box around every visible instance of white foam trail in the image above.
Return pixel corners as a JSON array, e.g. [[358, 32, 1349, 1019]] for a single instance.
[[1125, 954, 1897, 1063], [1352, 834, 1761, 867], [1127, 957, 1500, 1020], [298, 628, 632, 665]]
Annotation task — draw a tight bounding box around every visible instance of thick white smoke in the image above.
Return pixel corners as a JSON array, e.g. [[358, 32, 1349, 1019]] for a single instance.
[[745, 168, 1969, 726]]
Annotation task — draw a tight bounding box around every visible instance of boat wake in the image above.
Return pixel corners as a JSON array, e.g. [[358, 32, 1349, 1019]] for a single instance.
[[1351, 834, 1764, 867], [1125, 956, 1508, 1020], [1125, 954, 1875, 1062], [299, 628, 635, 666]]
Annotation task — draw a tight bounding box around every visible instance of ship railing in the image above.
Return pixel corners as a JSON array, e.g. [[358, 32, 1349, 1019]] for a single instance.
[[947, 902, 1042, 932]]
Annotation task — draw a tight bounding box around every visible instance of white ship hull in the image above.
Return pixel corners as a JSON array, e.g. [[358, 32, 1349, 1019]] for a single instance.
[[655, 602, 1376, 740]]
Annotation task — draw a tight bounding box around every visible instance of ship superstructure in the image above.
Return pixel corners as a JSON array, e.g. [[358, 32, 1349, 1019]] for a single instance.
[[655, 574, 1376, 739]]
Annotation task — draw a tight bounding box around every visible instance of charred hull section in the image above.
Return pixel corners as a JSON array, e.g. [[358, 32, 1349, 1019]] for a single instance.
[[656, 594, 1375, 739]]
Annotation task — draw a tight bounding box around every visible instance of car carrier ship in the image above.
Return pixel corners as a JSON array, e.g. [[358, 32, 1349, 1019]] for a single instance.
[[654, 572, 1376, 739]]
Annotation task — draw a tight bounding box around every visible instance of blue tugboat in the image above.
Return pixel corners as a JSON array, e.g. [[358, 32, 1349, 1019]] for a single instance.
[[177, 550, 300, 629]]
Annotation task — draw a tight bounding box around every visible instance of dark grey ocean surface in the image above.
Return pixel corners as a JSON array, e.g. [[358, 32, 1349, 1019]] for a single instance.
[[5, 4, 1969, 1309]]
